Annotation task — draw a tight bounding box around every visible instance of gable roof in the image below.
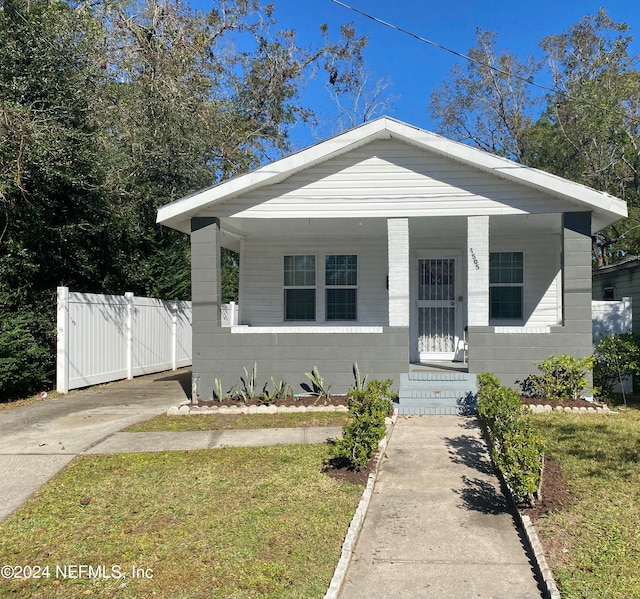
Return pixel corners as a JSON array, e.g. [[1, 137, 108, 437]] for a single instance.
[[157, 116, 627, 234]]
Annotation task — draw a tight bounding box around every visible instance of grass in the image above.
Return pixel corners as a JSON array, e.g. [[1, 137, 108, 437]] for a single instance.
[[0, 444, 362, 599], [125, 412, 350, 432], [528, 408, 640, 599]]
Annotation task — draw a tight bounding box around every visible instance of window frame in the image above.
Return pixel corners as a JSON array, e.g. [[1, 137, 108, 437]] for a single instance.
[[283, 255, 317, 321], [324, 254, 358, 321], [489, 251, 524, 321]]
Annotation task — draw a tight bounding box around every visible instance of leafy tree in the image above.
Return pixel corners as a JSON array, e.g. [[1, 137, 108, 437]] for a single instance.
[[0, 0, 371, 398], [528, 10, 640, 265], [430, 11, 640, 266], [0, 0, 107, 397], [430, 29, 541, 161]]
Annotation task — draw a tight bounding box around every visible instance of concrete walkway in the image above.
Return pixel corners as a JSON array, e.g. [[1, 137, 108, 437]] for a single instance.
[[85, 427, 342, 454], [338, 416, 544, 599]]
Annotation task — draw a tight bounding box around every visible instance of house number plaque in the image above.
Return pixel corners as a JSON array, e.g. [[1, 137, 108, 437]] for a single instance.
[[469, 248, 481, 270]]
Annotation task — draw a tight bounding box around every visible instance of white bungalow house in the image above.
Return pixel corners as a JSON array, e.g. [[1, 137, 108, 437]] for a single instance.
[[157, 117, 627, 413]]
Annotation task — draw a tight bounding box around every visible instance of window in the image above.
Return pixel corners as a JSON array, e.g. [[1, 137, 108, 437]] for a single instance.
[[325, 255, 357, 320], [602, 286, 615, 300], [489, 252, 523, 319], [284, 255, 316, 320]]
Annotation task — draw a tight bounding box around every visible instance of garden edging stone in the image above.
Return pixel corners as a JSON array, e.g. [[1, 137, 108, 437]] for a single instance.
[[167, 402, 349, 415], [323, 409, 398, 599]]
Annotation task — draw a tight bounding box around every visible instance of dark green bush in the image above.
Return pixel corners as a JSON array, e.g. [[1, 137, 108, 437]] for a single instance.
[[477, 373, 544, 506], [0, 308, 54, 400], [518, 354, 593, 400], [331, 379, 393, 471], [593, 334, 640, 399]]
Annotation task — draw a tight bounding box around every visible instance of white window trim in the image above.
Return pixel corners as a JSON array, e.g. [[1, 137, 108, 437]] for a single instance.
[[489, 250, 525, 323], [283, 254, 316, 322], [325, 254, 358, 322]]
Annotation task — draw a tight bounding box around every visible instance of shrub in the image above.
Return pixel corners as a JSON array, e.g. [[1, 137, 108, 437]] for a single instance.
[[477, 373, 544, 506], [593, 334, 640, 399], [0, 309, 53, 400], [331, 379, 393, 471], [518, 354, 593, 400]]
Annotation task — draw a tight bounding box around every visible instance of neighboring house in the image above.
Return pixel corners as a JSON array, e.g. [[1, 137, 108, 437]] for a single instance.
[[593, 257, 640, 338], [157, 117, 627, 412]]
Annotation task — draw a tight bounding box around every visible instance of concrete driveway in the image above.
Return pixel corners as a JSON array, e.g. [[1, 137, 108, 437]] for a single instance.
[[0, 369, 190, 521]]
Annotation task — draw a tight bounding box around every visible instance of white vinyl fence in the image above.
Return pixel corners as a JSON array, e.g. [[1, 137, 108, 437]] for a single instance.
[[592, 296, 632, 343], [56, 287, 192, 393], [221, 301, 239, 327]]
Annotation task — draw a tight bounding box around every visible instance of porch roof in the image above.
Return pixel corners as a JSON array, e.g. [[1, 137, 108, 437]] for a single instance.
[[157, 117, 627, 235]]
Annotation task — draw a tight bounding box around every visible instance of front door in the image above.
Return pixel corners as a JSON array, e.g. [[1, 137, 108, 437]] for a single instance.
[[417, 257, 459, 361]]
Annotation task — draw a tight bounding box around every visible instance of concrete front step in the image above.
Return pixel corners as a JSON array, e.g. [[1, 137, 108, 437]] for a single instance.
[[398, 371, 477, 415]]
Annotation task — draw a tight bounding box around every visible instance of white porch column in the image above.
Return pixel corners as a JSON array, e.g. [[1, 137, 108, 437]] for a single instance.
[[387, 218, 409, 327], [467, 216, 489, 326]]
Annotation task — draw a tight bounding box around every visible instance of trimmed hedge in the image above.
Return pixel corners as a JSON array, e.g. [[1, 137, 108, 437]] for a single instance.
[[477, 373, 544, 506], [330, 379, 393, 471]]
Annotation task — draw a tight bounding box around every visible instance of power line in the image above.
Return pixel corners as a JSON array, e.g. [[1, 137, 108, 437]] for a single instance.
[[330, 0, 640, 125]]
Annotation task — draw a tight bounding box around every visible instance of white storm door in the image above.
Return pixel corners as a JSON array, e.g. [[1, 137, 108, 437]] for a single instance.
[[417, 257, 458, 360]]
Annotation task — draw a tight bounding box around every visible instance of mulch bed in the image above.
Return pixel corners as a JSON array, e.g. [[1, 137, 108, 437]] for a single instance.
[[517, 397, 589, 521], [520, 396, 606, 409], [193, 395, 349, 408], [324, 456, 374, 486]]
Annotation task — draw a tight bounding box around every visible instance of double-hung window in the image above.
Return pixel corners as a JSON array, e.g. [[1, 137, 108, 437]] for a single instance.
[[489, 252, 523, 320], [325, 255, 357, 320], [284, 255, 316, 321]]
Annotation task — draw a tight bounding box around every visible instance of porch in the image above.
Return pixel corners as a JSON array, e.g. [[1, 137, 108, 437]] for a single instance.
[[186, 209, 592, 401]]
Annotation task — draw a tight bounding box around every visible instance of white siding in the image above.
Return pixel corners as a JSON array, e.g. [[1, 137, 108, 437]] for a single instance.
[[240, 235, 389, 326], [219, 140, 578, 219]]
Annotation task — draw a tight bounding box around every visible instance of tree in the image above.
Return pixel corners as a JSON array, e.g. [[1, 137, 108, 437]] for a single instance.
[[0, 0, 370, 398], [0, 0, 108, 397], [429, 29, 541, 162], [529, 10, 640, 266], [429, 12, 640, 266]]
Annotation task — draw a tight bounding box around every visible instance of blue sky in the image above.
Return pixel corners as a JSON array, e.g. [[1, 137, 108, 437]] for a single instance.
[[194, 0, 640, 148]]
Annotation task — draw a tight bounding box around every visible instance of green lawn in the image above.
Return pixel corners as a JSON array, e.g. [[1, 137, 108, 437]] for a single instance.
[[125, 411, 350, 432], [529, 409, 640, 599], [0, 445, 362, 599]]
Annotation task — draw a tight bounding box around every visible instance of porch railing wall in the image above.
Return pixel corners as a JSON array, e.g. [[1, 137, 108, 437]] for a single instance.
[[56, 287, 192, 393]]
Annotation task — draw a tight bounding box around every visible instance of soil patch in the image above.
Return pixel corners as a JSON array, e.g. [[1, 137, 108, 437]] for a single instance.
[[520, 454, 573, 522], [194, 395, 349, 408], [323, 455, 374, 487], [520, 396, 605, 409]]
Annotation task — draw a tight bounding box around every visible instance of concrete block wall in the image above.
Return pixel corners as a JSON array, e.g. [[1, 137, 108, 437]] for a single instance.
[[191, 328, 409, 400]]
